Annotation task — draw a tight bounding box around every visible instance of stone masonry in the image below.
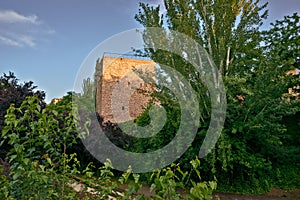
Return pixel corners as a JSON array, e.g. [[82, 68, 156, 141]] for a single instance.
[[96, 55, 156, 123]]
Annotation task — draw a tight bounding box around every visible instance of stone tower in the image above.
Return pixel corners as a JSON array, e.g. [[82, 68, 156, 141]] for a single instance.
[[96, 54, 156, 123]]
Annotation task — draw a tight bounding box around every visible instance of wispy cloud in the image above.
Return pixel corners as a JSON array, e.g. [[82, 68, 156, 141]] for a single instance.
[[0, 35, 21, 47], [0, 10, 54, 48], [0, 10, 39, 24], [0, 34, 36, 47], [19, 35, 36, 47]]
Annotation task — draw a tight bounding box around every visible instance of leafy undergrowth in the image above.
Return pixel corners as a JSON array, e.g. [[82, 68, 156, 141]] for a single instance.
[[0, 96, 217, 200], [0, 156, 217, 200]]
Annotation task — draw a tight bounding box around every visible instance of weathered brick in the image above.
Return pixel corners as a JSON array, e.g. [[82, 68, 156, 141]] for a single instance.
[[96, 56, 156, 123]]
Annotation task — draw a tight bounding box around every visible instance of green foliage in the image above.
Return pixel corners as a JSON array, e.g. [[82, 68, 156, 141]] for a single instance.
[[77, 78, 96, 113], [262, 13, 300, 70], [1, 0, 299, 197], [203, 13, 300, 192], [149, 158, 216, 200], [48, 91, 102, 171], [1, 96, 79, 199], [0, 94, 216, 199], [0, 72, 45, 158], [134, 0, 300, 193], [0, 166, 10, 199], [131, 100, 181, 153], [271, 165, 300, 189], [135, 0, 268, 76]]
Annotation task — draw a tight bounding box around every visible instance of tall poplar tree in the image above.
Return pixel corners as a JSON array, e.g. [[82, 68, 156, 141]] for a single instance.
[[135, 0, 268, 76], [134, 0, 300, 192]]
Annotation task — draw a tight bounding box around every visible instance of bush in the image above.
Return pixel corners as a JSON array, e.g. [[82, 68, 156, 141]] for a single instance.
[[0, 72, 45, 158], [1, 96, 78, 199], [0, 95, 216, 199]]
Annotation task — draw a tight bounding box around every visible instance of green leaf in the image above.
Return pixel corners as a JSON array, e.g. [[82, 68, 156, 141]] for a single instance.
[[232, 128, 237, 134], [9, 155, 17, 162], [46, 157, 52, 166]]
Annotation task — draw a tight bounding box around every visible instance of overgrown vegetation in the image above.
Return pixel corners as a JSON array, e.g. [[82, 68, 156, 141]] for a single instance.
[[0, 0, 300, 198], [0, 95, 216, 199], [0, 72, 45, 158], [133, 0, 300, 194]]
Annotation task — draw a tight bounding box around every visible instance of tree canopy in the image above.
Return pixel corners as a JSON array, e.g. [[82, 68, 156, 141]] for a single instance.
[[134, 0, 300, 192], [0, 72, 45, 158]]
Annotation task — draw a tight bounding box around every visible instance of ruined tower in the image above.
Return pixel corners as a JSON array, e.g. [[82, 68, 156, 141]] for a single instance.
[[96, 54, 156, 123]]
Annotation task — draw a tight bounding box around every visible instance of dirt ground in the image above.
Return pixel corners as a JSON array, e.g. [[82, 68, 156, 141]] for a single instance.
[[213, 188, 300, 200], [119, 181, 300, 199], [124, 184, 300, 199]]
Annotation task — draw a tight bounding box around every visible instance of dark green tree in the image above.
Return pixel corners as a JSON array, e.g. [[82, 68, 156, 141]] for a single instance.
[[134, 0, 300, 192], [260, 13, 300, 188], [0, 72, 45, 158], [135, 0, 268, 76]]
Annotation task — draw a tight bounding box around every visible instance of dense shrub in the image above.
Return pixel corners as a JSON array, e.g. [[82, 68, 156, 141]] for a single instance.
[[0, 96, 216, 199], [0, 72, 45, 158]]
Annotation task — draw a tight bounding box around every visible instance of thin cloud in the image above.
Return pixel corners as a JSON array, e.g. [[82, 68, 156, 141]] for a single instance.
[[46, 29, 56, 35], [18, 35, 36, 47], [0, 34, 36, 47], [0, 10, 54, 48], [0, 10, 40, 24], [0, 35, 21, 47]]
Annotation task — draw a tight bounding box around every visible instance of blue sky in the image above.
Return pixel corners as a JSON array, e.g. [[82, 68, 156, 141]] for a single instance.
[[0, 0, 299, 103]]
